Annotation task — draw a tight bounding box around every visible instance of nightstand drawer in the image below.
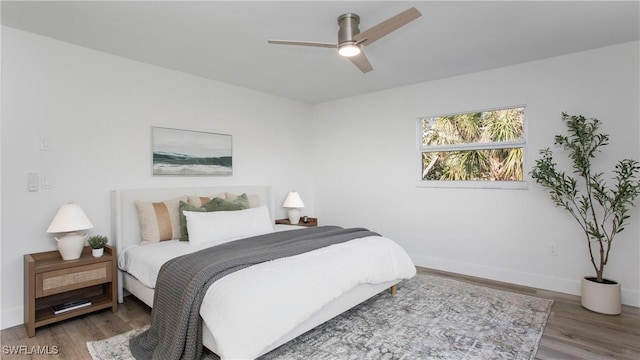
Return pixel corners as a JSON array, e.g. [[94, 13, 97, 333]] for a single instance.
[[36, 261, 112, 298]]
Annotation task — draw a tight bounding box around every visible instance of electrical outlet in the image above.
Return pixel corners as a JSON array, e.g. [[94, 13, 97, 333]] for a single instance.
[[548, 241, 558, 256], [40, 136, 53, 150]]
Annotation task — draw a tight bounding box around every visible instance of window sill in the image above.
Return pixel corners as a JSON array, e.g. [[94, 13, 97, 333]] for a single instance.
[[416, 180, 529, 190]]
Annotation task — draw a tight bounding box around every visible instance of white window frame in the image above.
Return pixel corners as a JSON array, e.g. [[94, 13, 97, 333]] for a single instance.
[[416, 105, 528, 190]]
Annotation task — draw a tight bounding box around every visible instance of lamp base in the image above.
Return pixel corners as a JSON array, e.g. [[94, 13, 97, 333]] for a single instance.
[[55, 233, 87, 260], [288, 208, 301, 225]]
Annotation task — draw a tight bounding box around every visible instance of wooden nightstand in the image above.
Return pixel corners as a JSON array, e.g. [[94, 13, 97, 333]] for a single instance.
[[275, 217, 318, 227], [24, 245, 118, 337]]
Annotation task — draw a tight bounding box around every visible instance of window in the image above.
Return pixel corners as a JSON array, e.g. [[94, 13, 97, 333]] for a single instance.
[[418, 106, 525, 188]]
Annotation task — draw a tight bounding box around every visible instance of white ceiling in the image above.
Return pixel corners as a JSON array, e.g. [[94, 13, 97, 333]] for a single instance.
[[2, 1, 639, 104]]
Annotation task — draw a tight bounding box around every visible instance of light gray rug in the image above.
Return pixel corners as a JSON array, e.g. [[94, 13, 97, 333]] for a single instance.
[[87, 273, 553, 360]]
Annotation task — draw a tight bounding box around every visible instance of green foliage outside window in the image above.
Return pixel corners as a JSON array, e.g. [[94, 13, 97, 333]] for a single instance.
[[421, 107, 524, 181]]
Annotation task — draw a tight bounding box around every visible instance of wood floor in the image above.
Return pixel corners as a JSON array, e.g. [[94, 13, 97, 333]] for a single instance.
[[2, 267, 638, 359]]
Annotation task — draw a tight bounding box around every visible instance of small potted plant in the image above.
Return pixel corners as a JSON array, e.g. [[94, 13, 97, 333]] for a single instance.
[[87, 235, 108, 258], [530, 113, 640, 314]]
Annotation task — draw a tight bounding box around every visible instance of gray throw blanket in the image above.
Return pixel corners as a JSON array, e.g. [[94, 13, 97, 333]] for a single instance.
[[129, 226, 379, 360]]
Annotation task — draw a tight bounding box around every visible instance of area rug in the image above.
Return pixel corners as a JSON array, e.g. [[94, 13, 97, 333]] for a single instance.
[[87, 273, 553, 360]]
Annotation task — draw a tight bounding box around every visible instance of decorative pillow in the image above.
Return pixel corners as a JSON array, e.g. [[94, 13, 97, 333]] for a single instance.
[[187, 194, 225, 207], [178, 201, 209, 241], [179, 196, 251, 241], [135, 196, 187, 244], [185, 205, 274, 246], [207, 194, 250, 210], [225, 192, 260, 208]]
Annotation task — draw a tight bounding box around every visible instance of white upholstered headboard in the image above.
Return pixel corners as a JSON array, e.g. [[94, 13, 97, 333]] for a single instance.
[[111, 185, 274, 302], [111, 185, 274, 256]]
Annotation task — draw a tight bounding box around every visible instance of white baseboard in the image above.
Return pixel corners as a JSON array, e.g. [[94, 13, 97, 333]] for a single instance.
[[623, 288, 639, 307], [2, 305, 23, 330], [412, 254, 640, 307]]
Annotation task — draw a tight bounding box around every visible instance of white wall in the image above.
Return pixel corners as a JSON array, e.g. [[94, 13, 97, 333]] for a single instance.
[[0, 27, 314, 329], [311, 41, 640, 306], [0, 21, 4, 331]]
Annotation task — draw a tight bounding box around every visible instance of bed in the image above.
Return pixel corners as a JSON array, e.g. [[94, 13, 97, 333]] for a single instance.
[[111, 185, 416, 359]]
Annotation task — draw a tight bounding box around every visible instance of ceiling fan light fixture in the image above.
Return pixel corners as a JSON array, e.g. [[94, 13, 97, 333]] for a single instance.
[[338, 43, 361, 57]]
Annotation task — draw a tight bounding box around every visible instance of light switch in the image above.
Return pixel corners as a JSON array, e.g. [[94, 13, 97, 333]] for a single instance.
[[27, 173, 39, 191], [42, 175, 53, 189]]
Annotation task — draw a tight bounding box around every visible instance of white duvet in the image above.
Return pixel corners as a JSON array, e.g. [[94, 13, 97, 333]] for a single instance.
[[119, 230, 416, 360]]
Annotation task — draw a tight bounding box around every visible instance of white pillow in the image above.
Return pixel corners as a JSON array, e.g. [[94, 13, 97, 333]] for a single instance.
[[184, 205, 274, 246]]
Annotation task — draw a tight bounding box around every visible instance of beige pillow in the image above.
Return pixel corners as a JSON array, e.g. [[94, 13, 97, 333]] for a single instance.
[[187, 194, 225, 207], [225, 192, 260, 208], [135, 196, 187, 244]]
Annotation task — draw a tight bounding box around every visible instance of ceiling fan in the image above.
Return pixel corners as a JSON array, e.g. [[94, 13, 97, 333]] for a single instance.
[[268, 7, 422, 73]]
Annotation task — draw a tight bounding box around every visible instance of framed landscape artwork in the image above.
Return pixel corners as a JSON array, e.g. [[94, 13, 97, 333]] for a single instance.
[[152, 127, 232, 176]]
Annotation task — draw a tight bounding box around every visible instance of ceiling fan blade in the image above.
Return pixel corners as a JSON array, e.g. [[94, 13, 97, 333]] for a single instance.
[[353, 7, 422, 46], [267, 40, 337, 49], [349, 51, 373, 73]]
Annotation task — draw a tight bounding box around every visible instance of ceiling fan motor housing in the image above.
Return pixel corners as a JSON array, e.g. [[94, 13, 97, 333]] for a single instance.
[[337, 13, 360, 46]]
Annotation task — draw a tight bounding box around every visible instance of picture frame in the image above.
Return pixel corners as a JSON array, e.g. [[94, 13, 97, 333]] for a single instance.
[[152, 127, 232, 176]]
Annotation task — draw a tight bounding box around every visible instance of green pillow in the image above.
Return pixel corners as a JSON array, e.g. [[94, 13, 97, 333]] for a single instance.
[[179, 195, 250, 241], [203, 193, 250, 211]]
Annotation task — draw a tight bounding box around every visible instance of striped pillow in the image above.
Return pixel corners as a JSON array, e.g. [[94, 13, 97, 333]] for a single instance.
[[135, 196, 187, 244]]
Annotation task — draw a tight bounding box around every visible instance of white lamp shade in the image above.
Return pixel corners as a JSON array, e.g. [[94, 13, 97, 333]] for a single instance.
[[282, 192, 305, 209], [47, 203, 94, 233]]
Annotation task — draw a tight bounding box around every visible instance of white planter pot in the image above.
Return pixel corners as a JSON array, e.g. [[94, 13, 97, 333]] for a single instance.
[[92, 248, 104, 258], [581, 276, 621, 315]]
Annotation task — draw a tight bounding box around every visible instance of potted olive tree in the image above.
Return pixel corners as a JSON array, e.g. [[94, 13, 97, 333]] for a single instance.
[[87, 235, 108, 258], [530, 113, 640, 315]]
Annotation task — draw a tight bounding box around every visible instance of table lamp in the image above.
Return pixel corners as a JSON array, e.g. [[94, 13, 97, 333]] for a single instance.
[[47, 203, 94, 260], [282, 191, 305, 225]]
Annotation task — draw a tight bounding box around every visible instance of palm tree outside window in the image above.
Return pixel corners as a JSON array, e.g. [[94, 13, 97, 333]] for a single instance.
[[418, 106, 525, 187]]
